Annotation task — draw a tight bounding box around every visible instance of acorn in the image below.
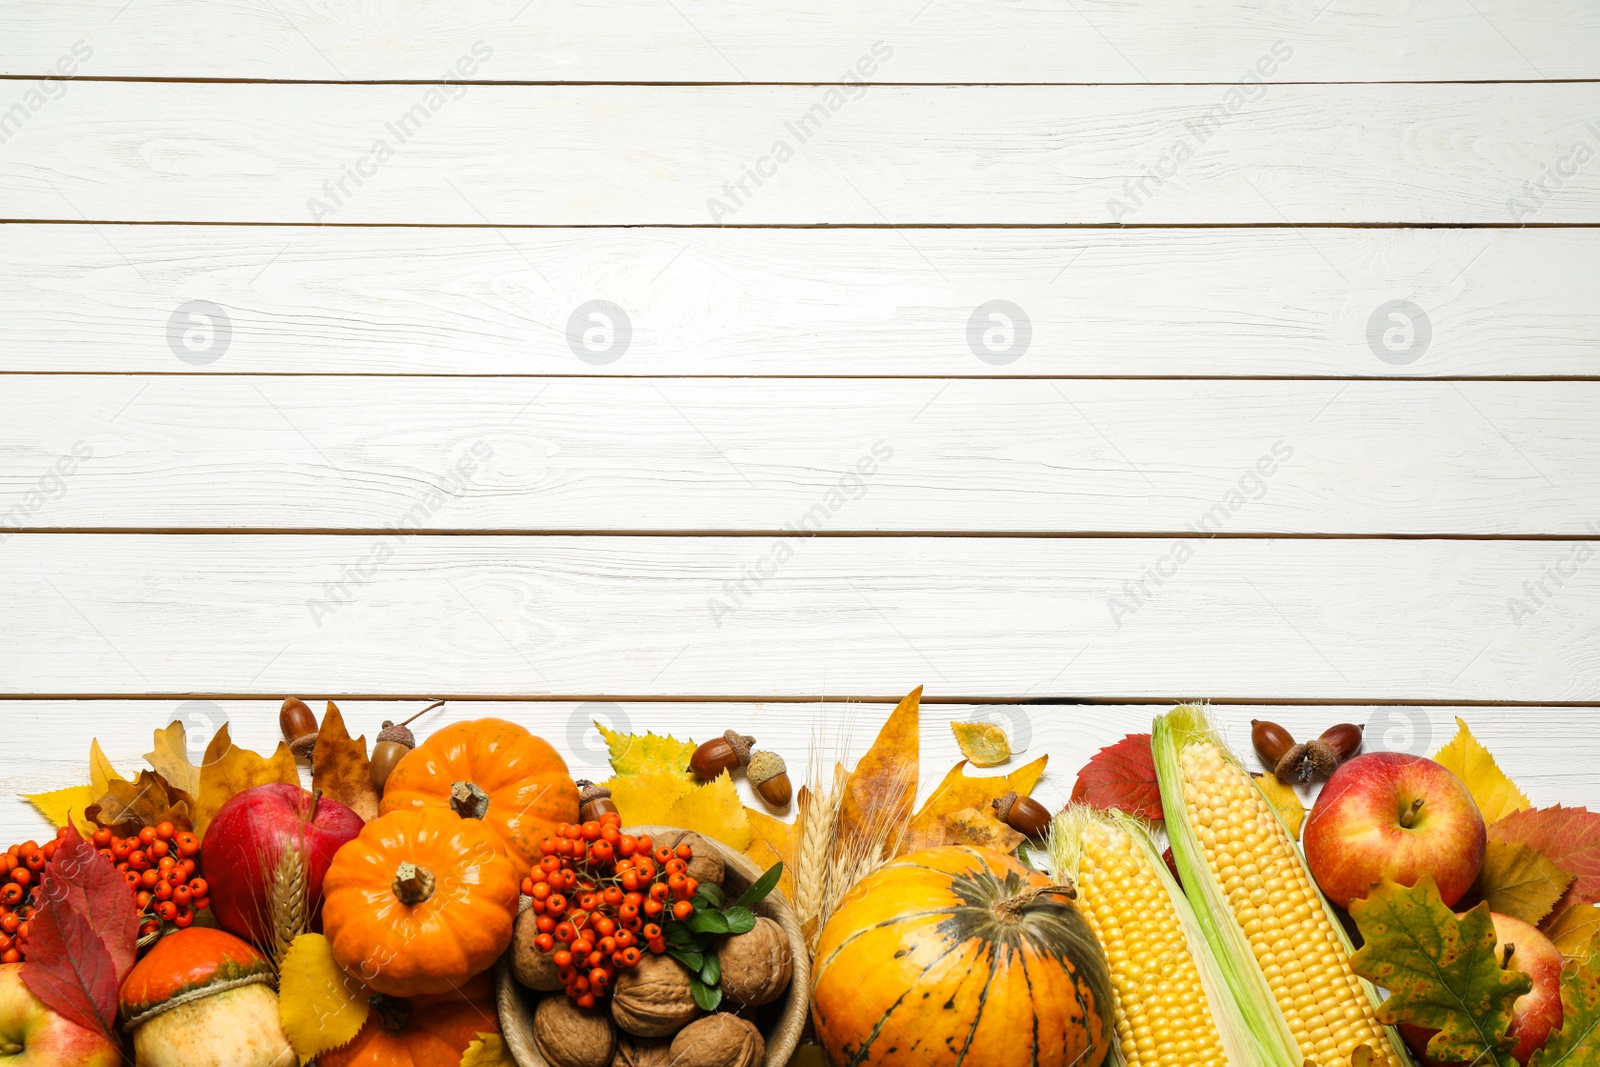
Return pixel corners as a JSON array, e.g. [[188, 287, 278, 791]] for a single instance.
[[746, 750, 791, 809], [993, 791, 1052, 839], [1274, 722, 1364, 784], [1250, 719, 1296, 768], [370, 700, 445, 794], [576, 780, 619, 822], [689, 730, 755, 781], [279, 698, 319, 762]]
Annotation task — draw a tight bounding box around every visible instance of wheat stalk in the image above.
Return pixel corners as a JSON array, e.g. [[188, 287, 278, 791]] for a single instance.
[[791, 766, 842, 934], [267, 843, 309, 979]]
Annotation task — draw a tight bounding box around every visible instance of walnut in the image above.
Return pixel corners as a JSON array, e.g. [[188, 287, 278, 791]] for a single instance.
[[668, 1014, 764, 1067], [610, 953, 702, 1037], [612, 1035, 674, 1067], [717, 916, 793, 1009], [652, 829, 724, 887], [514, 908, 564, 991], [534, 995, 616, 1067]]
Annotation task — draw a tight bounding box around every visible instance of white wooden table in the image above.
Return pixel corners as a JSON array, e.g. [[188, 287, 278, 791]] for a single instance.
[[3, 1, 1599, 837]]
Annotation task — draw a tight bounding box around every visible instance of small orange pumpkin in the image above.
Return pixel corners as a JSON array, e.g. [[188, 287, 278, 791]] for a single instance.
[[319, 974, 497, 1067], [380, 717, 579, 867], [321, 807, 519, 998], [811, 845, 1114, 1067]]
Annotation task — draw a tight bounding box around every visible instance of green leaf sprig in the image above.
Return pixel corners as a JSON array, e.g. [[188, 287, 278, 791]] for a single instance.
[[663, 862, 783, 1011]]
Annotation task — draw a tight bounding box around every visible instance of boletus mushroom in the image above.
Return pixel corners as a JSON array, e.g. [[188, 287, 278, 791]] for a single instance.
[[118, 928, 295, 1067]]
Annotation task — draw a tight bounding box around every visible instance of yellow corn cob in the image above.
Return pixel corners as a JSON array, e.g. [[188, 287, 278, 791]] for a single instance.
[[1048, 808, 1238, 1067], [1169, 722, 1406, 1067]]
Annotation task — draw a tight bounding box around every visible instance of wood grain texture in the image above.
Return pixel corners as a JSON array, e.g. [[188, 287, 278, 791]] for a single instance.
[[0, 700, 1587, 842], [3, 0, 1597, 82], [5, 83, 1600, 224], [2, 377, 1594, 533], [5, 225, 1598, 377], [1, 535, 1595, 700]]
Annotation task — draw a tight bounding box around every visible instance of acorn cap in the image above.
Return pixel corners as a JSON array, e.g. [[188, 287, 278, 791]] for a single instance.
[[992, 791, 1020, 822], [288, 732, 319, 761], [376, 719, 417, 748], [574, 779, 612, 805], [746, 750, 787, 787], [119, 927, 273, 1029], [722, 730, 755, 766]]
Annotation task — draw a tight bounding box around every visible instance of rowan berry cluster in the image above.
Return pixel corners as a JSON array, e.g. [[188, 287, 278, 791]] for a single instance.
[[520, 811, 702, 1007], [93, 823, 208, 939], [0, 828, 73, 963]]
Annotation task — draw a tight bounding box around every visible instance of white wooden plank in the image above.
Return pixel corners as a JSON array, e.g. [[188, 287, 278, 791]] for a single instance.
[[5, 84, 1599, 224], [1, 700, 1592, 843], [3, 377, 1594, 534], [6, 225, 1598, 377], [3, 0, 1598, 82], [1, 536, 1595, 700]]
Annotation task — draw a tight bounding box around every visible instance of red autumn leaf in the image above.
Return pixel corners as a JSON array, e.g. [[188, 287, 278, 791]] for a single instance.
[[1490, 805, 1600, 919], [20, 823, 138, 1046], [1071, 732, 1162, 821]]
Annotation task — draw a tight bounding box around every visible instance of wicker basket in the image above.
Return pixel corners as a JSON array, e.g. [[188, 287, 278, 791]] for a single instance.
[[498, 825, 810, 1067]]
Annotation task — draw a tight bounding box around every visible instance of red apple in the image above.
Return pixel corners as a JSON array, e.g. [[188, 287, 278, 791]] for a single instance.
[[1303, 752, 1486, 908], [201, 783, 364, 947], [1400, 912, 1564, 1066], [0, 963, 121, 1066]]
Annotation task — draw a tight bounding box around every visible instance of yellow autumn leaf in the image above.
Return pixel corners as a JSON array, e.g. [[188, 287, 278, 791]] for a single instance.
[[19, 786, 97, 834], [145, 720, 201, 797], [1253, 773, 1306, 840], [743, 806, 798, 901], [1543, 905, 1600, 962], [278, 933, 369, 1065], [951, 722, 1010, 767], [194, 724, 300, 837], [89, 738, 125, 797], [460, 1032, 515, 1067], [597, 722, 698, 780], [605, 770, 694, 827], [1473, 841, 1573, 927], [1432, 718, 1530, 824], [667, 773, 752, 851]]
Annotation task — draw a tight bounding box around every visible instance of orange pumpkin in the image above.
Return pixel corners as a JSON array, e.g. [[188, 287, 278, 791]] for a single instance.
[[811, 845, 1113, 1067], [319, 974, 497, 1067], [321, 807, 519, 998], [380, 717, 579, 867]]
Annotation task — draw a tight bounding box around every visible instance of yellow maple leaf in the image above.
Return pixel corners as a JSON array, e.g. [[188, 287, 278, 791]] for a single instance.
[[19, 786, 97, 834], [460, 1032, 515, 1067], [194, 723, 300, 836], [277, 933, 369, 1065], [89, 738, 125, 797], [1253, 773, 1306, 839], [145, 720, 201, 797], [667, 773, 752, 851], [597, 722, 697, 780], [605, 770, 694, 827], [1432, 718, 1530, 824]]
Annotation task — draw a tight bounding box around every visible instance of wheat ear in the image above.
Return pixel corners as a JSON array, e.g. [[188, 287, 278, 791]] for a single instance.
[[267, 844, 309, 979]]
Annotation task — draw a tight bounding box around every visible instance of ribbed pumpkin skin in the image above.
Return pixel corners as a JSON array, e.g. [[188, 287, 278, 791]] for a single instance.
[[811, 846, 1113, 1067], [318, 975, 496, 1067], [380, 717, 579, 868]]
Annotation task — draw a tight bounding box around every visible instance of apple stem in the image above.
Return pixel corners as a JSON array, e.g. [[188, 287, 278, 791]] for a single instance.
[[1398, 798, 1424, 829], [1501, 943, 1515, 969], [397, 700, 446, 729], [0, 1043, 21, 1055]]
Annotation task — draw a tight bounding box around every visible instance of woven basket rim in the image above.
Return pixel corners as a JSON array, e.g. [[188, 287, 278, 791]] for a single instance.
[[497, 824, 810, 1067]]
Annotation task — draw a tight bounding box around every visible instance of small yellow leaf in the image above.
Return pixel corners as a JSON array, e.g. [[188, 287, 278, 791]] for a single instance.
[[89, 739, 125, 797], [1474, 841, 1573, 926], [667, 773, 752, 851], [278, 933, 369, 1065], [597, 723, 698, 780], [1543, 904, 1600, 962], [145, 720, 201, 797], [1433, 719, 1530, 824], [460, 1032, 515, 1067], [20, 786, 97, 834], [194, 724, 300, 837], [951, 722, 1010, 767], [1253, 773, 1306, 840], [605, 770, 694, 828]]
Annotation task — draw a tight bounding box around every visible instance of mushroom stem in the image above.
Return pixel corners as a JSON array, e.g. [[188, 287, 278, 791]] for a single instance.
[[392, 862, 436, 906], [992, 881, 1076, 925]]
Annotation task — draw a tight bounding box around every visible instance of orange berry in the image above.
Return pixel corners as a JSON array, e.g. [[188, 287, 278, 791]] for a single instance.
[[672, 900, 693, 920]]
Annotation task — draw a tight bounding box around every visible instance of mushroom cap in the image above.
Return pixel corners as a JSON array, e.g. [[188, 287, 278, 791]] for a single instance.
[[119, 927, 274, 1028]]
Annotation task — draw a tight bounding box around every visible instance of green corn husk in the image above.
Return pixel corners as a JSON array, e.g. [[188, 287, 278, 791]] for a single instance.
[[1153, 703, 1416, 1067]]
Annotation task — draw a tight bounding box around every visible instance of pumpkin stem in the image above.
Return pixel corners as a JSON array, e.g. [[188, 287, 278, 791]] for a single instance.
[[992, 881, 1077, 925], [392, 861, 437, 906], [370, 994, 412, 1031], [450, 780, 490, 820]]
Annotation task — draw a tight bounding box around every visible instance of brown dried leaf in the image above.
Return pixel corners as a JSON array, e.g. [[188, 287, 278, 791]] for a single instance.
[[838, 687, 920, 850], [144, 720, 201, 797], [930, 806, 1025, 854], [194, 723, 299, 837], [311, 701, 379, 823], [87, 770, 195, 835]]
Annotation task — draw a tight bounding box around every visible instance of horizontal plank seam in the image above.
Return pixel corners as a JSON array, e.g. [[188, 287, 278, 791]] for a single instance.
[[0, 693, 1595, 707], [6, 529, 1600, 540], [2, 373, 1597, 383], [6, 220, 1600, 230], [3, 77, 1599, 87]]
